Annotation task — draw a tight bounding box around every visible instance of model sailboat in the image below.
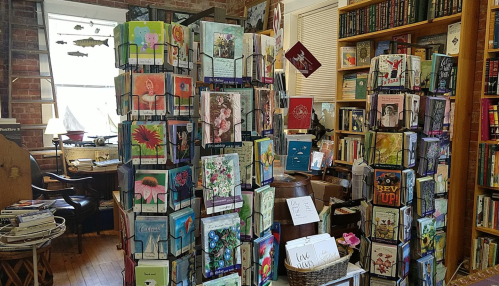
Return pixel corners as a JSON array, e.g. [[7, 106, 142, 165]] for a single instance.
[[63, 106, 86, 141]]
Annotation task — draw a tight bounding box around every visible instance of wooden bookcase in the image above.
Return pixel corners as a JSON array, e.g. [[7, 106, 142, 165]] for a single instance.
[[335, 0, 479, 281], [472, 0, 499, 275]]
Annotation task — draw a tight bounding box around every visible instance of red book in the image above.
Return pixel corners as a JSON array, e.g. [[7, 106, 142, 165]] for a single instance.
[[285, 41, 322, 78], [287, 97, 313, 129], [483, 98, 492, 141], [392, 33, 412, 54]]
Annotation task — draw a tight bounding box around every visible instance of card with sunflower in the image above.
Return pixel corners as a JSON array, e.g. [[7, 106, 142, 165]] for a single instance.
[[131, 121, 167, 164]]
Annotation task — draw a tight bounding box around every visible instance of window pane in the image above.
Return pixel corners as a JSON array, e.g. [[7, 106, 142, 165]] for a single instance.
[[48, 14, 118, 86]]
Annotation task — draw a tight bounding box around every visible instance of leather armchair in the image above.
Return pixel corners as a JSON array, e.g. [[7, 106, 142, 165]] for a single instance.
[[30, 155, 100, 254]]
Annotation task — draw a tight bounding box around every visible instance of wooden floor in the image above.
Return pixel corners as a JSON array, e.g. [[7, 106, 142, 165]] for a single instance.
[[51, 230, 124, 286]]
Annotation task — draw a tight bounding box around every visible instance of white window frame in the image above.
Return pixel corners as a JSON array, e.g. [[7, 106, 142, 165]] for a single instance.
[[39, 0, 126, 146]]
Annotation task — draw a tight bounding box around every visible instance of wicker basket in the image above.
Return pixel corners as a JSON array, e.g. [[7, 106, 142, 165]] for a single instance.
[[284, 253, 351, 286]]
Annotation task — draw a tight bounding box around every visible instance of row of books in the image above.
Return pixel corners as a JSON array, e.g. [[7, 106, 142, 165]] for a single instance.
[[337, 136, 363, 163], [338, 107, 365, 132], [484, 58, 499, 95], [477, 143, 499, 187], [489, 12, 499, 50], [341, 73, 368, 100], [338, 0, 462, 39], [476, 193, 499, 230], [0, 208, 56, 244], [472, 236, 499, 271], [481, 99, 499, 141]]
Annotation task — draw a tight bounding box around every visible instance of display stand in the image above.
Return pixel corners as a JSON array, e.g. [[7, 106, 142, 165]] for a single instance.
[[0, 217, 66, 286]]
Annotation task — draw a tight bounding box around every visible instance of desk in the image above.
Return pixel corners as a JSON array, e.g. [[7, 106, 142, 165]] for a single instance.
[[70, 167, 118, 200]]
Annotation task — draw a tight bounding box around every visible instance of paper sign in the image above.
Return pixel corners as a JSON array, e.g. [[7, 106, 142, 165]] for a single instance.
[[286, 196, 320, 226], [275, 28, 283, 51], [285, 41, 322, 78]]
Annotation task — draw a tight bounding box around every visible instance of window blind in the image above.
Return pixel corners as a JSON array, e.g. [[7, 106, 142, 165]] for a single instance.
[[296, 4, 338, 103]]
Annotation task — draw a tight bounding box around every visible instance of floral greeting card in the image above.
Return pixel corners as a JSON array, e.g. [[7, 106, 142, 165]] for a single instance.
[[167, 22, 193, 69], [132, 73, 166, 115], [131, 121, 167, 165], [168, 166, 194, 211], [201, 92, 242, 148], [133, 170, 168, 213], [253, 233, 274, 286], [202, 154, 243, 214]]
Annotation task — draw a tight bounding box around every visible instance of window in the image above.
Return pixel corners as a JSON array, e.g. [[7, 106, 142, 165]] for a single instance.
[[47, 14, 119, 141], [295, 4, 338, 103]]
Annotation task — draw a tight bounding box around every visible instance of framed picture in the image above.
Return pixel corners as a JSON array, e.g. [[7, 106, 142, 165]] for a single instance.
[[172, 12, 200, 34], [128, 5, 149, 21], [244, 0, 269, 33]]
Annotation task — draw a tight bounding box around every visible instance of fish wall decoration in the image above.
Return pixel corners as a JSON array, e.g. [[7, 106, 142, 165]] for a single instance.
[[56, 41, 67, 44], [73, 37, 109, 48], [68, 51, 88, 57], [74, 25, 84, 30]]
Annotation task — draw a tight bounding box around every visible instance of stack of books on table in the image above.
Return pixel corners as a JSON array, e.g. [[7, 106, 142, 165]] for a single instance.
[[74, 158, 93, 171], [1, 200, 56, 215], [1, 209, 56, 244]]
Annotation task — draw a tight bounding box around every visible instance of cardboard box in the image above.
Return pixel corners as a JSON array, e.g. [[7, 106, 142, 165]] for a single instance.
[[311, 180, 344, 212]]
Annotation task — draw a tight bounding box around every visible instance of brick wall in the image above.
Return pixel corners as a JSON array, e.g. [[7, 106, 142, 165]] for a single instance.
[[463, 0, 487, 262]]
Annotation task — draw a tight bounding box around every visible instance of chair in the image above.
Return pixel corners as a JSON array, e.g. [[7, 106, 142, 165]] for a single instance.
[[30, 155, 100, 254]]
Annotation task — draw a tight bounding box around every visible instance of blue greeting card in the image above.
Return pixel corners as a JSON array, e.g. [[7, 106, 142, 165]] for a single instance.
[[286, 141, 312, 172], [170, 208, 195, 256], [134, 216, 168, 259]]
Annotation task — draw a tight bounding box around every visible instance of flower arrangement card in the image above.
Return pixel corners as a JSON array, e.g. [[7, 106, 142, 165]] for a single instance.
[[200, 21, 243, 84], [134, 170, 168, 213], [224, 88, 254, 132], [168, 166, 194, 211], [167, 22, 193, 69], [286, 196, 320, 226], [370, 242, 398, 278], [132, 73, 166, 115], [288, 96, 313, 130], [134, 216, 168, 259], [201, 213, 241, 278], [130, 121, 167, 165], [202, 154, 243, 214], [201, 92, 242, 148], [224, 141, 253, 188], [127, 21, 165, 65]]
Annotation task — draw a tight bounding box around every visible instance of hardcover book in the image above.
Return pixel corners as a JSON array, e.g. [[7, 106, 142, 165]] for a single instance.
[[131, 121, 167, 164], [253, 233, 274, 286], [224, 88, 254, 132], [288, 96, 313, 130], [351, 109, 365, 132], [255, 88, 274, 135], [200, 21, 243, 84], [374, 132, 403, 167], [201, 92, 242, 147], [168, 166, 194, 211], [201, 213, 241, 278], [170, 208, 195, 256], [340, 46, 356, 68], [254, 138, 274, 186], [127, 21, 165, 65], [134, 170, 168, 213], [376, 94, 404, 128], [131, 73, 166, 115], [372, 206, 400, 243], [202, 154, 243, 214], [167, 22, 193, 69], [286, 140, 313, 172], [356, 40, 374, 66], [134, 216, 168, 259], [416, 177, 436, 216], [172, 251, 195, 286], [377, 54, 406, 89], [373, 169, 402, 207], [370, 242, 398, 277], [135, 260, 169, 286]]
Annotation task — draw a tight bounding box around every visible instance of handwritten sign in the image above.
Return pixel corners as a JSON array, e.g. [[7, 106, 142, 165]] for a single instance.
[[286, 196, 320, 226]]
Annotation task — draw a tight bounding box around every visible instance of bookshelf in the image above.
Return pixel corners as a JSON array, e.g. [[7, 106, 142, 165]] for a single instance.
[[335, 0, 479, 281], [471, 0, 499, 275]]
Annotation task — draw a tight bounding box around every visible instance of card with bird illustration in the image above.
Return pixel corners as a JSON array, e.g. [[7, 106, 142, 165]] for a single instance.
[[132, 73, 166, 115]]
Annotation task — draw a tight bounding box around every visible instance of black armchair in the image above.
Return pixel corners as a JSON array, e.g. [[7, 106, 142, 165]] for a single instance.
[[30, 155, 100, 254]]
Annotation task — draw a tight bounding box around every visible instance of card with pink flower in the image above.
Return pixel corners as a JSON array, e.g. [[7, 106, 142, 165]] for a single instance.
[[131, 121, 167, 165], [133, 169, 168, 213], [201, 92, 242, 148]]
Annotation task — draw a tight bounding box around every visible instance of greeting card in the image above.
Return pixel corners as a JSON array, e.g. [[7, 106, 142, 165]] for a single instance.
[[134, 170, 168, 213], [130, 121, 167, 165], [285, 41, 322, 78], [132, 73, 166, 115], [288, 97, 313, 130]]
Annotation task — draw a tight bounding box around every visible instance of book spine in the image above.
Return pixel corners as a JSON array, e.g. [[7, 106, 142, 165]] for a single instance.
[[485, 197, 490, 228], [490, 145, 494, 187], [484, 99, 491, 141], [495, 106, 499, 140], [391, 0, 396, 28], [486, 144, 490, 186], [494, 59, 499, 96], [457, 0, 462, 13], [381, 2, 385, 31], [377, 3, 381, 31], [490, 58, 495, 95], [394, 0, 399, 27], [403, 0, 408, 25], [443, 0, 448, 16], [486, 58, 491, 95], [478, 195, 484, 227]]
